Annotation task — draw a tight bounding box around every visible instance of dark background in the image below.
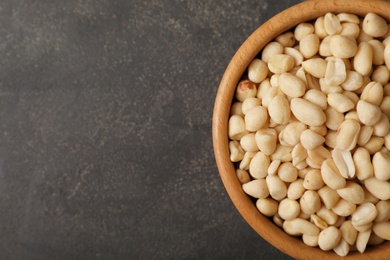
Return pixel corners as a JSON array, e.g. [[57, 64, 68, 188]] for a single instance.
[[0, 1, 308, 259]]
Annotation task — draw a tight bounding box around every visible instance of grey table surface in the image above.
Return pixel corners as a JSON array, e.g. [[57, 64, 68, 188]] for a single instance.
[[0, 0, 307, 259]]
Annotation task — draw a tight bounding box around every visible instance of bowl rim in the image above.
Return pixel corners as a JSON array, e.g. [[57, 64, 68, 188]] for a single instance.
[[212, 0, 390, 258]]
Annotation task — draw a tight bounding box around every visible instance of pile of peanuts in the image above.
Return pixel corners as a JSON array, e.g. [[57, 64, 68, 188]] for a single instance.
[[228, 12, 390, 256]]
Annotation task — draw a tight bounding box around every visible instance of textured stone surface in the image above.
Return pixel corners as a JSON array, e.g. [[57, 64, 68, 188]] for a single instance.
[[0, 0, 306, 259]]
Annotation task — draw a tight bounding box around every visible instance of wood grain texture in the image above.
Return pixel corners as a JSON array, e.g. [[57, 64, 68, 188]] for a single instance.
[[212, 0, 390, 259]]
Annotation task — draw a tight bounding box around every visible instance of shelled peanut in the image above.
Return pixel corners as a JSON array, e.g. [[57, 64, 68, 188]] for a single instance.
[[229, 12, 390, 256]]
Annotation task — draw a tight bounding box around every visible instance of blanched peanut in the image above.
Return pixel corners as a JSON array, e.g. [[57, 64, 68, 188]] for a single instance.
[[327, 93, 354, 113], [336, 119, 360, 151], [360, 81, 383, 106], [248, 59, 268, 83], [318, 226, 342, 251], [340, 221, 358, 245], [303, 169, 324, 190], [230, 102, 243, 116], [273, 213, 284, 228], [375, 201, 390, 222], [300, 190, 322, 215], [357, 29, 374, 43], [268, 54, 295, 74], [337, 13, 360, 23], [342, 91, 360, 106], [352, 203, 377, 227], [340, 23, 360, 39], [267, 159, 281, 176], [372, 152, 390, 181], [357, 125, 373, 146], [245, 106, 268, 132], [302, 58, 327, 78], [242, 179, 269, 198], [249, 151, 270, 179], [270, 144, 293, 162], [282, 122, 307, 147], [364, 177, 390, 200], [278, 73, 306, 98], [356, 230, 372, 253], [229, 140, 245, 162], [363, 13, 389, 37], [276, 162, 297, 183], [324, 13, 342, 35], [240, 133, 258, 152], [235, 79, 257, 102], [341, 70, 363, 91], [324, 107, 344, 131], [268, 95, 291, 125], [333, 238, 350, 257], [357, 100, 382, 126], [261, 41, 284, 63], [325, 130, 337, 148], [300, 34, 320, 59], [294, 23, 314, 41], [367, 40, 385, 65], [321, 158, 346, 190], [275, 31, 295, 47], [362, 186, 380, 205], [334, 216, 346, 229], [228, 115, 248, 140], [337, 182, 365, 205], [307, 146, 331, 166], [373, 113, 390, 137], [284, 47, 303, 66], [373, 222, 390, 240], [325, 58, 347, 86], [310, 125, 327, 136], [330, 35, 358, 59], [255, 129, 277, 155], [319, 35, 332, 57], [256, 198, 278, 217], [290, 98, 326, 127], [236, 169, 251, 184], [353, 42, 373, 76], [353, 147, 374, 181], [261, 86, 283, 108], [371, 65, 390, 86], [302, 234, 319, 247], [303, 89, 327, 110], [256, 80, 270, 100], [266, 175, 287, 200], [318, 186, 340, 209], [239, 151, 256, 170], [270, 74, 279, 87], [332, 148, 355, 179], [241, 97, 261, 115], [278, 198, 300, 220], [363, 136, 384, 154], [319, 78, 343, 94], [287, 178, 305, 200], [317, 206, 338, 225], [314, 16, 328, 39], [300, 129, 325, 150], [332, 199, 356, 217], [283, 218, 320, 236], [311, 214, 328, 230]]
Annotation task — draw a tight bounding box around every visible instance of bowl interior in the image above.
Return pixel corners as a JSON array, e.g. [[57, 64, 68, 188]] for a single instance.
[[213, 0, 390, 259]]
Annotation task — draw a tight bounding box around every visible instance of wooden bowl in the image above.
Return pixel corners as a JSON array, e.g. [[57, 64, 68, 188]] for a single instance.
[[212, 0, 390, 259]]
